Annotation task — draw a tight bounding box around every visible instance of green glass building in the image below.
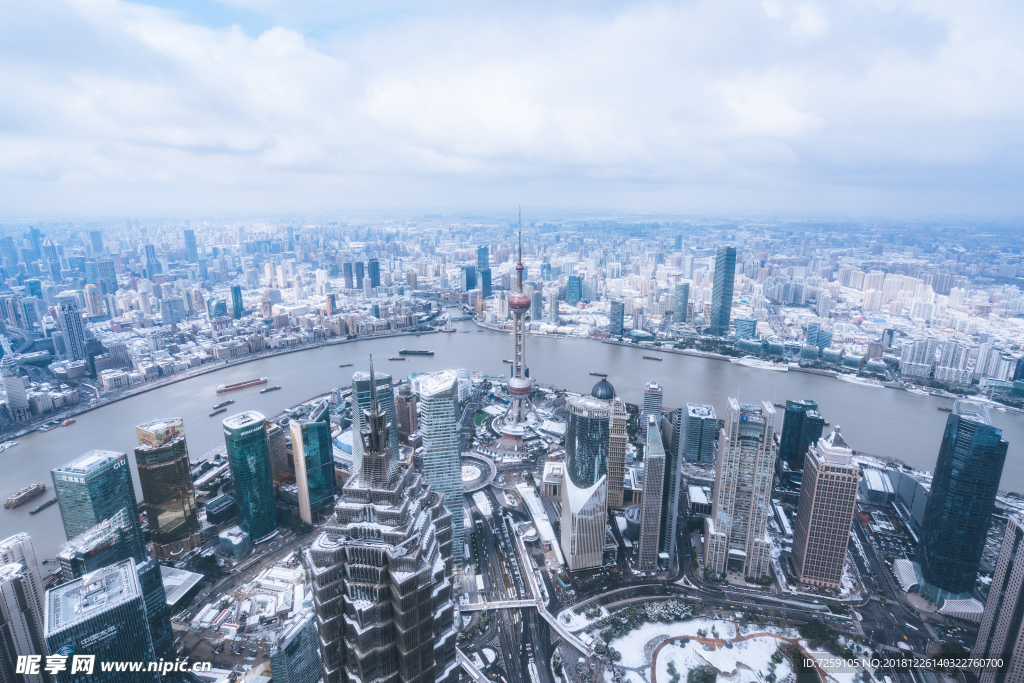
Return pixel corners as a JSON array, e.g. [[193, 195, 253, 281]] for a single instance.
[[289, 401, 336, 525], [223, 412, 277, 542], [51, 450, 138, 541]]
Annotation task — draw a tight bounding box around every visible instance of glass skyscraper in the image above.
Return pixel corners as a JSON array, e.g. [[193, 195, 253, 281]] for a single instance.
[[919, 401, 1009, 602], [270, 610, 321, 683], [289, 400, 336, 525], [231, 284, 243, 319], [609, 300, 624, 336], [684, 404, 717, 465], [778, 399, 825, 477], [709, 245, 736, 336], [183, 228, 198, 262], [133, 418, 201, 558], [418, 370, 464, 567], [480, 268, 492, 298], [350, 370, 398, 474], [52, 450, 138, 541], [566, 275, 582, 306], [223, 412, 278, 542], [565, 395, 611, 489], [367, 257, 381, 288], [673, 282, 689, 323]]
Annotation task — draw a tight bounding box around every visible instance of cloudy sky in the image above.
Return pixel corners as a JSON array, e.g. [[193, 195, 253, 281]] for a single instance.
[[1, 0, 1022, 218]]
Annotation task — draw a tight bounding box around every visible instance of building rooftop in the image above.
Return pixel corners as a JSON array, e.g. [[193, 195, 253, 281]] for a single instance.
[[590, 378, 615, 400], [416, 370, 457, 397], [46, 560, 139, 634], [223, 411, 266, 431], [160, 565, 204, 607], [686, 404, 715, 418], [54, 450, 125, 475]]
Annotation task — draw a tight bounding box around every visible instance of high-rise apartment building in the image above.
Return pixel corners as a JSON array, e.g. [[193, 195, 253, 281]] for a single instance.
[[418, 370, 464, 567], [1, 336, 29, 422], [684, 404, 717, 465], [791, 428, 859, 589], [55, 293, 88, 362], [52, 450, 137, 541], [306, 377, 457, 683], [561, 394, 611, 571], [183, 228, 198, 262], [638, 417, 665, 572], [223, 412, 278, 542], [350, 370, 398, 474], [704, 399, 775, 579], [609, 300, 624, 336], [44, 560, 160, 683], [709, 246, 736, 336], [642, 382, 663, 440], [970, 513, 1024, 683], [0, 534, 45, 628], [778, 399, 825, 481], [134, 418, 201, 558], [919, 401, 1009, 604], [0, 563, 46, 683], [290, 400, 336, 525]]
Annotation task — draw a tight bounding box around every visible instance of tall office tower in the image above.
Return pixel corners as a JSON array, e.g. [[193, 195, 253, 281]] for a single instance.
[[659, 413, 681, 566], [600, 380, 628, 509], [0, 563, 46, 683], [549, 292, 559, 324], [306, 374, 458, 683], [223, 412, 278, 542], [231, 284, 244, 319], [561, 395, 611, 571], [354, 261, 365, 289], [395, 390, 418, 442], [477, 245, 489, 270], [638, 417, 666, 573], [55, 293, 88, 362], [0, 237, 18, 268], [684, 404, 717, 465], [89, 230, 103, 254], [566, 275, 582, 306], [970, 513, 1024, 683], [709, 245, 737, 336], [500, 230, 533, 446], [919, 401, 1009, 604], [144, 243, 162, 277], [642, 382, 663, 440], [42, 236, 61, 281], [418, 371, 464, 567], [270, 610, 321, 683], [609, 300, 624, 336], [462, 265, 477, 291], [52, 450, 137, 541], [183, 228, 198, 262], [778, 399, 825, 478], [0, 534, 45, 626], [704, 399, 776, 579], [290, 400, 336, 525], [1, 336, 29, 422], [267, 421, 289, 477], [367, 257, 381, 288], [134, 418, 201, 558], [480, 268, 492, 298], [44, 560, 160, 683], [791, 428, 859, 589], [342, 261, 354, 289], [27, 227, 42, 260], [55, 509, 174, 659], [350, 370, 398, 475], [673, 282, 690, 323]]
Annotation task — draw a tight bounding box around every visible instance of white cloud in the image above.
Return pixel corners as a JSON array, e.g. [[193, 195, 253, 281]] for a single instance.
[[0, 0, 1021, 216]]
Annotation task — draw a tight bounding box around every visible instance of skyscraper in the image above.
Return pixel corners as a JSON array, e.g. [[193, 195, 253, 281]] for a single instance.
[[683, 404, 717, 465], [791, 427, 859, 589], [89, 230, 104, 254], [0, 563, 46, 683], [134, 418, 201, 558], [342, 261, 354, 289], [223, 412, 278, 542], [44, 560, 160, 682], [354, 261, 364, 289], [306, 371, 457, 683], [290, 400, 336, 525], [561, 394, 611, 571], [590, 378, 627, 509], [418, 370, 464, 567], [638, 417, 665, 573], [270, 610, 321, 683], [55, 293, 88, 362], [462, 264, 477, 291], [42, 236, 61, 281], [0, 533, 45, 628], [609, 299, 624, 336], [709, 245, 736, 336], [52, 450, 137, 541], [566, 275, 582, 306], [919, 401, 1009, 604], [231, 284, 244, 319], [970, 513, 1024, 683], [659, 412, 682, 567], [642, 381, 663, 440], [673, 282, 689, 323], [350, 370, 398, 475], [480, 268, 492, 298], [183, 228, 198, 262], [704, 399, 775, 580], [367, 257, 380, 288], [477, 245, 489, 270], [144, 243, 162, 277], [778, 399, 825, 481], [1, 336, 29, 422]]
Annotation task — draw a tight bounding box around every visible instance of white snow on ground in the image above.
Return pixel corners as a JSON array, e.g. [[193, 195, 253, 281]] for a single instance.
[[472, 492, 493, 516], [609, 619, 735, 668], [482, 648, 497, 664], [625, 671, 648, 683], [804, 647, 861, 683], [656, 637, 795, 683], [557, 605, 609, 632]]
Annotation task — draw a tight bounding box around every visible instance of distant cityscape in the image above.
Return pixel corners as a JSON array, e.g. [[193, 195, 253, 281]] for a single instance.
[[0, 216, 1022, 683]]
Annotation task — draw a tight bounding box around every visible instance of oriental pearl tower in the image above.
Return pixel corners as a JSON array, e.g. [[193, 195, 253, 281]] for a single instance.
[[500, 218, 533, 449]]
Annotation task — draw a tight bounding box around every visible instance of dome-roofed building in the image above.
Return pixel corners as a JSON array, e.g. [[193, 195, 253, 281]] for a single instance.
[[591, 378, 615, 400]]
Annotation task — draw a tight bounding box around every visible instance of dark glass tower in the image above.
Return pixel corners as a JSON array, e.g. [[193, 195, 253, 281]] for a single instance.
[[289, 400, 336, 525], [342, 261, 354, 289], [52, 451, 138, 541], [919, 401, 1008, 602], [609, 300, 624, 336], [477, 245, 489, 269], [354, 261, 364, 288], [367, 257, 380, 288], [565, 395, 611, 489], [709, 245, 736, 336], [231, 284, 244, 319], [566, 275, 582, 306], [223, 412, 278, 542], [183, 228, 198, 262], [134, 418, 201, 557], [778, 399, 825, 477], [480, 268, 492, 298]]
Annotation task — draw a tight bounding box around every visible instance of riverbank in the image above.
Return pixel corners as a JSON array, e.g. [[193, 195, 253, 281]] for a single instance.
[[2, 328, 437, 440]]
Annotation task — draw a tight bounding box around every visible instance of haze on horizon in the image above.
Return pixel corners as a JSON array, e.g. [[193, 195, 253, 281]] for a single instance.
[[1, 0, 1022, 219]]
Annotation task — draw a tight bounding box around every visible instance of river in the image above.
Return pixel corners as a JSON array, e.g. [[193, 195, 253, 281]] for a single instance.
[[3, 317, 1022, 560]]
